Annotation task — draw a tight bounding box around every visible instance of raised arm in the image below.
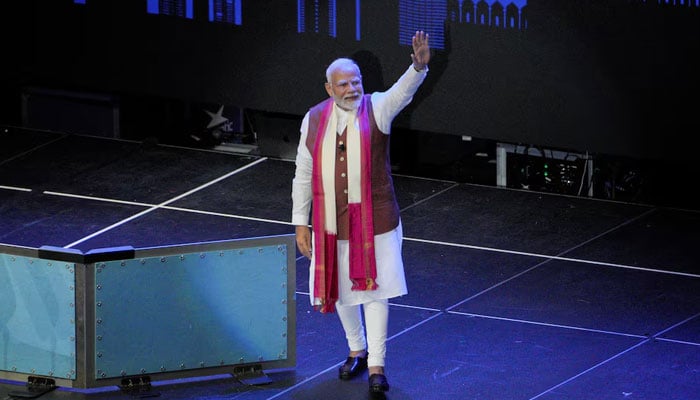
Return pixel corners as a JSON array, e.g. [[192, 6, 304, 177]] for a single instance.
[[372, 30, 431, 132]]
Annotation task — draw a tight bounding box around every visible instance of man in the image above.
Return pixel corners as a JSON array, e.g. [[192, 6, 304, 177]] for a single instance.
[[291, 30, 430, 393]]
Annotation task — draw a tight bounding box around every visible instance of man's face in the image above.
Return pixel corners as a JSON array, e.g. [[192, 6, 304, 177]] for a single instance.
[[325, 64, 364, 111]]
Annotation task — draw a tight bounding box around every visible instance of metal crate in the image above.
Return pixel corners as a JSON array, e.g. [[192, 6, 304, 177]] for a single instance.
[[0, 235, 296, 390]]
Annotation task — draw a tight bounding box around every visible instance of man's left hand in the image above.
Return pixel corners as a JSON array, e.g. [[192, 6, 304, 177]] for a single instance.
[[411, 30, 430, 71]]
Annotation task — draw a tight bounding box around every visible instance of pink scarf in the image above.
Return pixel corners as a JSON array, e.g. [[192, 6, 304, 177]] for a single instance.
[[311, 96, 378, 313]]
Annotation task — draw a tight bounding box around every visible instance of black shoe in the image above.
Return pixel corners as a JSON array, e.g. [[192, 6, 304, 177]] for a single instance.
[[368, 373, 390, 393], [338, 354, 368, 380]]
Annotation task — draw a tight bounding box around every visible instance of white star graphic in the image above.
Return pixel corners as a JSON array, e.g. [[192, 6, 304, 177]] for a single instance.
[[205, 105, 229, 129]]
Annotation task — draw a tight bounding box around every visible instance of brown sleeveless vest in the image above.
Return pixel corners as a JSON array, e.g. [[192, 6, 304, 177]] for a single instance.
[[306, 96, 400, 240]]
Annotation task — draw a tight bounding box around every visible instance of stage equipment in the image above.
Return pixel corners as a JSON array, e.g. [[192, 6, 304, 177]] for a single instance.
[[0, 235, 296, 396]]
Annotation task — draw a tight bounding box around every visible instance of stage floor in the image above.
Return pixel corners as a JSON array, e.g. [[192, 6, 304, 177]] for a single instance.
[[1, 128, 698, 400]]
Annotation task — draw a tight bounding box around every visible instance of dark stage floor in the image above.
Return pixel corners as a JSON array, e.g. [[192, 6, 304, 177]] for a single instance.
[[1, 128, 698, 400]]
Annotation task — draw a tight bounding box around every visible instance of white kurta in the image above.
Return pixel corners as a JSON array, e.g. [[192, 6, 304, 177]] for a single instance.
[[291, 65, 428, 306]]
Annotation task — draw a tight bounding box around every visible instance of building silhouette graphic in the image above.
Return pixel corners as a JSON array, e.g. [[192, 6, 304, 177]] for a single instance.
[[448, 0, 529, 29]]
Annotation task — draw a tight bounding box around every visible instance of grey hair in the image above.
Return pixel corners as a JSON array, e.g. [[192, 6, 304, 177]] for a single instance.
[[325, 58, 360, 83]]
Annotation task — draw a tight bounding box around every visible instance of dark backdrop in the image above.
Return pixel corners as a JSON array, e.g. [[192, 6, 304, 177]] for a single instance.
[[1, 0, 699, 162]]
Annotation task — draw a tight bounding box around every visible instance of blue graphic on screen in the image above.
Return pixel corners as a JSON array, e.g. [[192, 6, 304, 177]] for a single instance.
[[399, 1, 528, 50], [451, 0, 529, 28], [144, 0, 241, 24], [399, 0, 448, 50], [638, 0, 699, 5], [296, 0, 529, 50], [210, 0, 242, 24], [297, 0, 344, 39], [76, 0, 698, 49], [147, 0, 194, 19]]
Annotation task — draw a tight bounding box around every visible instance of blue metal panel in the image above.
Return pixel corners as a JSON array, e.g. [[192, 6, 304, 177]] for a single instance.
[[93, 244, 290, 379], [0, 254, 77, 379]]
